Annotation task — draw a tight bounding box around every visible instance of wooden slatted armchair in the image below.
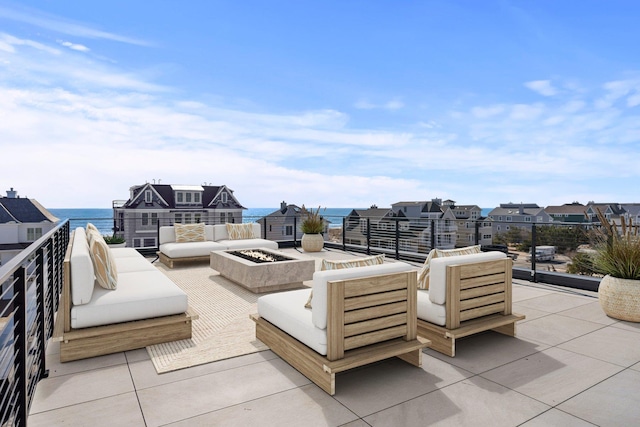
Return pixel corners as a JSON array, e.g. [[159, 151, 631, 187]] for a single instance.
[[251, 262, 430, 395], [416, 251, 525, 357]]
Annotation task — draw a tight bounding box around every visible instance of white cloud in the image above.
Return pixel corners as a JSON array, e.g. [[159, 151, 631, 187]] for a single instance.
[[354, 98, 404, 111], [525, 80, 557, 96], [59, 40, 90, 52]]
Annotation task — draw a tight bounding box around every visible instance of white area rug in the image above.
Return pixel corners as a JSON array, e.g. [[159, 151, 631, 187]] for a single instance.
[[147, 263, 269, 373]]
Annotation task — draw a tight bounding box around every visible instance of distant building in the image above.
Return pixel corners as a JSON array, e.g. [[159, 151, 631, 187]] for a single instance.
[[391, 199, 457, 250], [440, 200, 492, 247], [113, 183, 245, 249], [488, 203, 553, 235], [545, 203, 589, 223], [0, 188, 59, 266], [259, 201, 329, 242]]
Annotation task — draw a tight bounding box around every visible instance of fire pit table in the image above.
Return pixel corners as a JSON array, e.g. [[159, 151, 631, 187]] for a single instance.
[[209, 248, 315, 293]]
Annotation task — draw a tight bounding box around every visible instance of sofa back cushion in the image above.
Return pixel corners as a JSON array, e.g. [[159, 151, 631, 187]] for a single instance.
[[321, 254, 385, 271], [159, 225, 214, 244], [428, 251, 507, 305], [70, 227, 95, 305], [311, 261, 415, 330], [418, 245, 482, 290], [89, 236, 118, 290], [214, 223, 261, 241], [175, 223, 206, 243]]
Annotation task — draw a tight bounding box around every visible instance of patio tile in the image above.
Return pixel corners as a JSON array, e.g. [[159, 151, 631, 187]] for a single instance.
[[512, 285, 555, 302], [363, 376, 549, 427], [45, 350, 127, 378], [424, 331, 547, 374], [558, 325, 640, 367], [27, 392, 145, 427], [125, 348, 151, 362], [165, 384, 358, 427], [631, 362, 640, 372], [137, 358, 311, 427], [519, 408, 597, 426], [512, 302, 553, 323], [29, 364, 135, 414], [557, 301, 618, 325], [609, 319, 640, 334], [516, 314, 605, 346], [332, 355, 474, 417], [558, 369, 640, 427], [130, 350, 279, 390], [516, 293, 594, 314], [481, 347, 623, 406]]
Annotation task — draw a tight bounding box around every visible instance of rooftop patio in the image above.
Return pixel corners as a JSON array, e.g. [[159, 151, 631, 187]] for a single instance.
[[27, 247, 640, 427]]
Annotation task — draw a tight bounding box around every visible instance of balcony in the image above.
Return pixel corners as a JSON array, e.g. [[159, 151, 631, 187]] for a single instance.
[[3, 220, 640, 426]]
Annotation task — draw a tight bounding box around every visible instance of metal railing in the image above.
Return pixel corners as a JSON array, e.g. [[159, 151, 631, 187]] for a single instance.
[[0, 220, 69, 427]]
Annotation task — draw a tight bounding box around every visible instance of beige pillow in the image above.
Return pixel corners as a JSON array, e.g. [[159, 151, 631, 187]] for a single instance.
[[175, 223, 206, 243], [226, 223, 256, 240], [86, 228, 105, 246], [89, 236, 118, 290], [305, 254, 386, 309], [417, 245, 481, 290]]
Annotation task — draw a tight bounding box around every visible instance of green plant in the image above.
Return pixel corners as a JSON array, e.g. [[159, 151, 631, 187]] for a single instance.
[[567, 252, 597, 276], [103, 234, 125, 244], [300, 205, 325, 234], [592, 208, 640, 280]]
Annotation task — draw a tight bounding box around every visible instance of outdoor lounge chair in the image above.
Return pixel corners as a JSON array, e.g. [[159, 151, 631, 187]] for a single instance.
[[416, 251, 525, 357], [251, 262, 430, 395]]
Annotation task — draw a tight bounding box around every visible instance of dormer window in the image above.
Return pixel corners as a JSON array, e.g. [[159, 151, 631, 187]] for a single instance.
[[145, 190, 152, 203], [221, 192, 228, 203]]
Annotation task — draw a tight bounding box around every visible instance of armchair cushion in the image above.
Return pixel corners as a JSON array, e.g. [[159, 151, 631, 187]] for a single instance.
[[417, 245, 482, 290]]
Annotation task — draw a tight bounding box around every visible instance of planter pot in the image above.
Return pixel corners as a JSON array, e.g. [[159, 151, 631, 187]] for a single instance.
[[598, 275, 640, 322], [107, 243, 126, 249], [301, 233, 324, 252]]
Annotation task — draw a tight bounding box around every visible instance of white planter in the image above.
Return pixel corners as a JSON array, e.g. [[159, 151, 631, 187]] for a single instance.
[[598, 275, 640, 322], [301, 233, 324, 252], [107, 243, 126, 249]]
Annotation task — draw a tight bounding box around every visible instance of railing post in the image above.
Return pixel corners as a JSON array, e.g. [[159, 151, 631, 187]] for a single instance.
[[430, 219, 436, 250], [366, 218, 371, 255], [395, 219, 400, 260], [293, 216, 298, 247], [13, 266, 28, 427], [342, 217, 346, 252], [475, 220, 480, 245], [531, 224, 537, 282], [36, 247, 49, 380]]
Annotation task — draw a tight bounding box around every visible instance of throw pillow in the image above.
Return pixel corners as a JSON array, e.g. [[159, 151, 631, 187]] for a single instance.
[[305, 254, 386, 309], [86, 227, 105, 246], [226, 223, 256, 240], [89, 236, 118, 290], [175, 223, 206, 243], [417, 245, 481, 290]]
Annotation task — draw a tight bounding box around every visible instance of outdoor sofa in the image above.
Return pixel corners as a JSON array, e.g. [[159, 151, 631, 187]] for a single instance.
[[158, 223, 278, 268], [252, 258, 430, 395], [54, 226, 195, 362]]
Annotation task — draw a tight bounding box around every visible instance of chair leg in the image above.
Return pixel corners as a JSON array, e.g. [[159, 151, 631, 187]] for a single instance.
[[492, 321, 517, 337], [397, 348, 423, 367]]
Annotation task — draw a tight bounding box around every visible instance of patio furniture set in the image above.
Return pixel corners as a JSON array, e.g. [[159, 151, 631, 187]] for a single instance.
[[57, 223, 525, 396]]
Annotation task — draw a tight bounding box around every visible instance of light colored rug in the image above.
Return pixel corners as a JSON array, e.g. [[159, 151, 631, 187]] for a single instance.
[[147, 263, 270, 373]]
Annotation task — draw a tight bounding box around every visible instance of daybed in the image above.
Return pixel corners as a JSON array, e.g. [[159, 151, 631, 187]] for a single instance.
[[54, 227, 196, 362], [252, 259, 430, 395], [158, 223, 278, 268], [416, 250, 525, 357]]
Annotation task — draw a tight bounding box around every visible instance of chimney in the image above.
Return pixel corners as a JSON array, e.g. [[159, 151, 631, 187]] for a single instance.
[[280, 201, 287, 212], [6, 187, 17, 198]]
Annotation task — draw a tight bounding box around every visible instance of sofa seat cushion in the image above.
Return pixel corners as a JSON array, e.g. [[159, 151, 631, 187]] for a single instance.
[[429, 251, 507, 305], [70, 269, 188, 329], [160, 241, 227, 258], [416, 290, 446, 326], [115, 256, 158, 273], [258, 289, 327, 355], [218, 239, 278, 251], [311, 261, 415, 330], [110, 248, 142, 258]]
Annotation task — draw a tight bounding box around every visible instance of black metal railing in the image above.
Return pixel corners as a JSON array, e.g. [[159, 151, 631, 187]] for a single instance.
[[0, 220, 69, 427]]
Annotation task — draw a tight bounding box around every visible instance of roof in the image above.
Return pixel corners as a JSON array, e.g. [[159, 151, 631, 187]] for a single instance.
[[122, 183, 245, 210], [0, 197, 58, 224], [545, 204, 588, 215]]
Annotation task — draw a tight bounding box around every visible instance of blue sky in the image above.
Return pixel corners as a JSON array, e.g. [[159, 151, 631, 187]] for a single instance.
[[2, 1, 640, 209]]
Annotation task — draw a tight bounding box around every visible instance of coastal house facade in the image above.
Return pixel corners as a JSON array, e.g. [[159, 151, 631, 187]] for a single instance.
[[440, 200, 493, 247], [112, 183, 245, 248], [488, 203, 553, 236], [259, 202, 330, 242], [391, 199, 457, 251], [0, 188, 59, 266]]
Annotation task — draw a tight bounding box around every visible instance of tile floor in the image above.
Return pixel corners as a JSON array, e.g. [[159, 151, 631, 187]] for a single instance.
[[28, 250, 640, 426]]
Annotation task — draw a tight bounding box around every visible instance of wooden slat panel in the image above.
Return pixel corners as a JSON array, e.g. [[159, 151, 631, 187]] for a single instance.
[[446, 265, 461, 329], [345, 301, 407, 324], [341, 272, 410, 298], [503, 260, 513, 315], [459, 293, 505, 311], [327, 280, 345, 361], [460, 302, 505, 322], [406, 272, 417, 340], [344, 289, 407, 311], [344, 313, 407, 337], [327, 336, 429, 373], [458, 259, 507, 279], [460, 283, 505, 300], [344, 325, 407, 351], [459, 272, 505, 290]]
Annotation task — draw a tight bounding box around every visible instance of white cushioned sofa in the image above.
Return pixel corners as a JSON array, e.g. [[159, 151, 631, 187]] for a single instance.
[[416, 251, 525, 357], [158, 223, 278, 268], [55, 227, 195, 362], [252, 260, 430, 395]]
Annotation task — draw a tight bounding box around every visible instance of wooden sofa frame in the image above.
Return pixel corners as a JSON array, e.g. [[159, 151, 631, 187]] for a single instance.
[[157, 252, 208, 269], [417, 257, 525, 357], [54, 235, 196, 362], [251, 270, 430, 395]]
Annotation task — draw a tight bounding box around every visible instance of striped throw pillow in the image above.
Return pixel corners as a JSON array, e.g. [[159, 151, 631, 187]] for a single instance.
[[417, 245, 482, 290], [226, 223, 256, 240], [89, 236, 118, 290], [175, 223, 206, 243]]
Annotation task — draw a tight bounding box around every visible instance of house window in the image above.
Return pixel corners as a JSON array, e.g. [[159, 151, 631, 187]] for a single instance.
[[537, 216, 543, 222], [285, 225, 293, 236], [483, 234, 492, 239], [177, 192, 184, 203], [399, 222, 409, 231], [379, 223, 387, 231], [194, 193, 201, 203], [228, 212, 234, 223], [185, 193, 192, 203], [145, 190, 152, 203], [194, 213, 201, 223], [175, 213, 182, 223], [27, 228, 42, 241], [506, 216, 512, 222], [360, 219, 367, 234], [142, 213, 149, 225], [151, 213, 158, 225], [184, 213, 192, 224], [525, 217, 531, 222], [220, 213, 226, 223], [221, 192, 228, 203]]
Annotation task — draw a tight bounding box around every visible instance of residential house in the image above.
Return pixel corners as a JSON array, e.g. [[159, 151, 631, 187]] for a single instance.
[[391, 199, 457, 251], [584, 202, 627, 226], [488, 203, 553, 236], [344, 206, 404, 249], [621, 204, 640, 229], [545, 202, 590, 223], [441, 200, 492, 247], [0, 188, 59, 266], [113, 183, 245, 249]]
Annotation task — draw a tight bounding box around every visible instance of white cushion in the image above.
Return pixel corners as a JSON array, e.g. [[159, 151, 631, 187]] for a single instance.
[[110, 248, 142, 258], [70, 269, 188, 328], [70, 227, 95, 305], [115, 256, 158, 273], [214, 223, 260, 241], [258, 289, 327, 355], [311, 261, 415, 330], [160, 241, 227, 258], [429, 251, 507, 305], [417, 290, 446, 326], [219, 239, 278, 251]]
